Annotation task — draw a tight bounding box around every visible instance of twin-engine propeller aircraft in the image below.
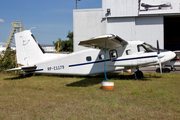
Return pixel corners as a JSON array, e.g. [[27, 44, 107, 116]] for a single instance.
[[7, 30, 176, 80]]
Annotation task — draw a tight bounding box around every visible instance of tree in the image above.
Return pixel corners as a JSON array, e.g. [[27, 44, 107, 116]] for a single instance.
[[0, 50, 16, 72], [53, 31, 73, 52]]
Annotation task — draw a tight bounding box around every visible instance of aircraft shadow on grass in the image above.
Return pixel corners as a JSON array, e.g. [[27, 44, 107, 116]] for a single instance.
[[3, 73, 161, 87], [4, 74, 33, 80], [66, 73, 161, 87]]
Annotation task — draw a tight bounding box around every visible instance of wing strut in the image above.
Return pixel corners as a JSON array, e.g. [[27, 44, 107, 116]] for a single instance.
[[104, 42, 108, 81]]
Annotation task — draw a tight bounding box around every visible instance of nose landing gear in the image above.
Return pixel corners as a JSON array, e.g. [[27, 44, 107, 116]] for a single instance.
[[171, 66, 176, 72]]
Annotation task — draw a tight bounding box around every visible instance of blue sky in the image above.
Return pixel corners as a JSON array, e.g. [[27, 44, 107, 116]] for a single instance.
[[0, 0, 102, 45]]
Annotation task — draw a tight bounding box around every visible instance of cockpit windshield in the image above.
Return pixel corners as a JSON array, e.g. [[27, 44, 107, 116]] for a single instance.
[[143, 43, 157, 52], [138, 42, 168, 53]]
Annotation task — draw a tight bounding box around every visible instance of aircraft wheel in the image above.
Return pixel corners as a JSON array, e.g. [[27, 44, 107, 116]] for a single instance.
[[133, 70, 143, 80], [171, 68, 176, 72], [156, 68, 171, 73]]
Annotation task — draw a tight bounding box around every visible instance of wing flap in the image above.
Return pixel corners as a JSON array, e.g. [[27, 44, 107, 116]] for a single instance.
[[78, 34, 128, 49]]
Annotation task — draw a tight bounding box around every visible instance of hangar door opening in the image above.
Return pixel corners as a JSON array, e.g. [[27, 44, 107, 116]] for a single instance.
[[164, 16, 180, 51]]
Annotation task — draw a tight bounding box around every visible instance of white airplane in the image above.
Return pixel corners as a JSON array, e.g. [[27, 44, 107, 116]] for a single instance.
[[6, 30, 176, 80]]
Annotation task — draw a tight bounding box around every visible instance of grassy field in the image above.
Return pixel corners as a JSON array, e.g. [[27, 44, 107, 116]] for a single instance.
[[0, 72, 180, 120]]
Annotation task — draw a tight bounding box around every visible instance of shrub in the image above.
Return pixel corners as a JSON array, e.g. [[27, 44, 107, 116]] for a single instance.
[[0, 50, 16, 72]]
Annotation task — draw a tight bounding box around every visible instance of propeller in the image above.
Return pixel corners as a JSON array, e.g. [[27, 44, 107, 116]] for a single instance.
[[157, 40, 162, 74]]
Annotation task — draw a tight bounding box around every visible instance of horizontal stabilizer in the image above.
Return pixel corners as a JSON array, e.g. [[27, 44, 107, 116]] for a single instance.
[[6, 65, 37, 72], [79, 34, 128, 49], [5, 67, 22, 71]]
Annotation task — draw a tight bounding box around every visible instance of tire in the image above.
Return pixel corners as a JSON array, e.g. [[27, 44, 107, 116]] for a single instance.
[[134, 71, 143, 80], [23, 73, 34, 77], [156, 68, 171, 73], [135, 71, 143, 80]]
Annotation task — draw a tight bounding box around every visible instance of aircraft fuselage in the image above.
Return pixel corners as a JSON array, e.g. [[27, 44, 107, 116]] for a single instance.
[[31, 41, 174, 75]]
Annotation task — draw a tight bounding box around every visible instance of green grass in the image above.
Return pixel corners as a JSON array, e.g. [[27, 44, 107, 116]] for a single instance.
[[0, 73, 180, 120]]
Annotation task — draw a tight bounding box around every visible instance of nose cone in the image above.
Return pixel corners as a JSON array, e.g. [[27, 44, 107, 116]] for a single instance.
[[163, 51, 176, 62]]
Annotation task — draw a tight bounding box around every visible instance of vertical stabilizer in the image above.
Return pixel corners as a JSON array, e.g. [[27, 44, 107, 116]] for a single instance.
[[15, 30, 45, 66]]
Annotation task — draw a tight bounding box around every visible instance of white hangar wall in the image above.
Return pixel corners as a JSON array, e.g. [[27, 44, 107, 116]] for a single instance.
[[135, 16, 163, 48], [73, 9, 105, 52], [106, 17, 136, 40], [106, 16, 164, 48], [102, 0, 139, 17], [73, 0, 169, 52]]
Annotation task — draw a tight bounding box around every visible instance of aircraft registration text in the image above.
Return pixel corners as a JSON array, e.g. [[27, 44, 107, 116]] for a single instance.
[[47, 65, 64, 71]]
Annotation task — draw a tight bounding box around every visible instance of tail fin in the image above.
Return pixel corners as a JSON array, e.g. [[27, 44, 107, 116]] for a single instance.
[[15, 30, 45, 66]]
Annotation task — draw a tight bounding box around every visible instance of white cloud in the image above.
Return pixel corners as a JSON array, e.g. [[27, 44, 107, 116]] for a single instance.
[[0, 19, 5, 23]]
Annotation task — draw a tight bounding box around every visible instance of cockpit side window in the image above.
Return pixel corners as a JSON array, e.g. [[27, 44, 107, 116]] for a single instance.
[[137, 42, 167, 53], [138, 42, 168, 53], [142, 42, 157, 52], [137, 45, 147, 52]]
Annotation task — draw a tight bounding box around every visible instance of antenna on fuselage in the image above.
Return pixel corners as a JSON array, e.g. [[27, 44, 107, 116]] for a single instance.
[[30, 27, 37, 32]]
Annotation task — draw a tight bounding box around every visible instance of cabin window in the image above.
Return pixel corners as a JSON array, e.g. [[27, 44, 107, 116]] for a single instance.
[[126, 49, 132, 55], [86, 56, 92, 61], [109, 49, 118, 61], [99, 54, 104, 60]]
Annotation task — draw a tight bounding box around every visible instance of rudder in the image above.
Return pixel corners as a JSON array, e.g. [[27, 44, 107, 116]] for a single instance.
[[15, 30, 45, 66]]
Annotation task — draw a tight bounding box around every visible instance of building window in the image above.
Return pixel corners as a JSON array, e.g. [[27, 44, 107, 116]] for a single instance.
[[86, 56, 92, 61]]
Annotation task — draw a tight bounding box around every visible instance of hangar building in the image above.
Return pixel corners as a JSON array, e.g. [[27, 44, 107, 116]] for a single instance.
[[73, 0, 180, 52]]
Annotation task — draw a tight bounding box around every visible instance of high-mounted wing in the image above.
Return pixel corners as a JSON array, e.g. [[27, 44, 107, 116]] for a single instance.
[[78, 34, 128, 49]]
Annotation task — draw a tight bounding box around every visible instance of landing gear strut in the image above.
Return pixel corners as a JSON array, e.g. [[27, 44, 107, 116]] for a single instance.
[[171, 66, 176, 72], [23, 73, 34, 78], [133, 69, 143, 80]]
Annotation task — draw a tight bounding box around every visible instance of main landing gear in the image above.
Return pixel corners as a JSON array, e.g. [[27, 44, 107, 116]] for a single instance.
[[23, 73, 34, 78], [155, 67, 171, 73], [133, 69, 143, 80]]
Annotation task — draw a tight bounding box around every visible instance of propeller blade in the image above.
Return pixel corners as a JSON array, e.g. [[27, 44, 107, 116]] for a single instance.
[[158, 58, 162, 74], [157, 40, 160, 54], [157, 40, 162, 74]]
